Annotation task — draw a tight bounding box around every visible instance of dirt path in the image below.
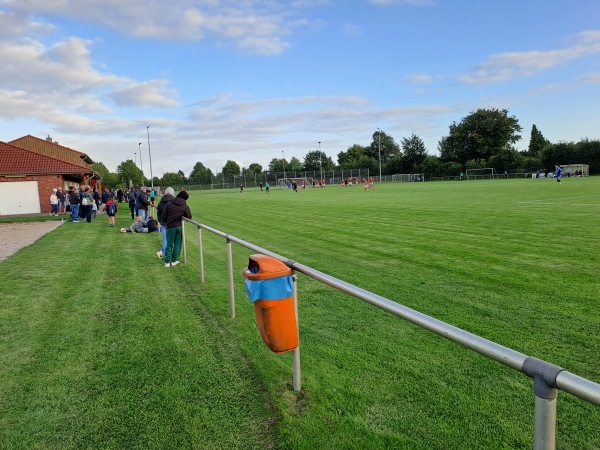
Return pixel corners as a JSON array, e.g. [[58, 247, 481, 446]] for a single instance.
[[0, 221, 64, 262]]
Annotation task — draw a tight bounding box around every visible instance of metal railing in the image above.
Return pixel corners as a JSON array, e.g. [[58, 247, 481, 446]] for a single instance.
[[180, 217, 600, 450]]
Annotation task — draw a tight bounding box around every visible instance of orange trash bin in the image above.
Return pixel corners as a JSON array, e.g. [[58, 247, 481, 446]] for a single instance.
[[243, 254, 298, 354]]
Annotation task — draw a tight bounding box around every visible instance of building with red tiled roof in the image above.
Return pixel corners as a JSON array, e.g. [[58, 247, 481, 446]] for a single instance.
[[9, 134, 94, 168], [0, 140, 100, 216]]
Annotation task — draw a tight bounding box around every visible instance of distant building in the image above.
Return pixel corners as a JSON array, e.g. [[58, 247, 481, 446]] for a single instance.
[[0, 135, 101, 216]]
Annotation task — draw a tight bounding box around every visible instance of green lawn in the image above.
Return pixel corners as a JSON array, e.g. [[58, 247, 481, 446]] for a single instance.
[[1, 177, 599, 449]]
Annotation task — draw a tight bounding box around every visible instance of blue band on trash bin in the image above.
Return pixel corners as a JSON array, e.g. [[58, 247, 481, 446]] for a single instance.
[[244, 275, 293, 302]]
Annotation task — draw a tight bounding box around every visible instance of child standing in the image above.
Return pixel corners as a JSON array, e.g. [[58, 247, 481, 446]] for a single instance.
[[104, 198, 117, 227]]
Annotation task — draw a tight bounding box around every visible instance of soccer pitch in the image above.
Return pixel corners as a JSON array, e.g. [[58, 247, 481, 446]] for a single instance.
[[189, 177, 600, 449], [0, 177, 597, 449]]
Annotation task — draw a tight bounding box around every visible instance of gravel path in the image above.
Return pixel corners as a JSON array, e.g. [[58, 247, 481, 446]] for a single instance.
[[0, 221, 64, 262]]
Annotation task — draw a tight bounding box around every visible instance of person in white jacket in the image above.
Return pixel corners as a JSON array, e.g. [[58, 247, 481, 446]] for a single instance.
[[50, 189, 59, 216]]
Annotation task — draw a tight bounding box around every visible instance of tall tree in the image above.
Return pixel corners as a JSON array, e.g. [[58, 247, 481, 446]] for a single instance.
[[117, 159, 144, 187], [528, 124, 550, 156], [189, 161, 213, 184], [401, 134, 428, 169], [303, 150, 334, 171], [222, 160, 241, 177], [441, 108, 522, 164], [161, 171, 186, 187], [246, 163, 263, 176], [287, 157, 303, 171], [338, 144, 367, 168], [367, 130, 401, 163], [268, 158, 285, 172]]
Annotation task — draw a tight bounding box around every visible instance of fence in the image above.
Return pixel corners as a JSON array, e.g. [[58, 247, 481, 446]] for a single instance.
[[179, 217, 600, 449]]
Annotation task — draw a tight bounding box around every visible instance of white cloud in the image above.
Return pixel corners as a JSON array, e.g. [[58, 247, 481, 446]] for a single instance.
[[404, 73, 433, 84], [4, 0, 299, 55], [108, 81, 180, 108], [460, 30, 600, 85], [581, 73, 600, 84]]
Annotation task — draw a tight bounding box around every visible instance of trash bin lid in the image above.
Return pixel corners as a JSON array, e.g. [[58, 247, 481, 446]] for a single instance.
[[243, 254, 292, 281]]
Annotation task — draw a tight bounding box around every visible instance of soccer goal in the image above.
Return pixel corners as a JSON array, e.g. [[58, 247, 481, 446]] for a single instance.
[[466, 168, 496, 180]]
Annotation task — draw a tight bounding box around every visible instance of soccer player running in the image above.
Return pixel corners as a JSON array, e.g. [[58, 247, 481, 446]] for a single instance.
[[555, 164, 563, 183]]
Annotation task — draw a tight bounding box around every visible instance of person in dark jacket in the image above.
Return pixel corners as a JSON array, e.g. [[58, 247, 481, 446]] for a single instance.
[[155, 187, 175, 259], [160, 190, 192, 267], [68, 187, 80, 222], [128, 188, 137, 219], [135, 187, 149, 221]]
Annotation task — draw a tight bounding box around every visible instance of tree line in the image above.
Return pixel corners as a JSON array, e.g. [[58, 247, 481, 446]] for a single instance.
[[93, 108, 600, 187]]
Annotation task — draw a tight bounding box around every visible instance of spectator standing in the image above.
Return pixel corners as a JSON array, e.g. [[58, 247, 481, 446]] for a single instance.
[[156, 187, 175, 259], [128, 188, 137, 219], [117, 188, 124, 203], [81, 187, 94, 223], [136, 187, 149, 221], [50, 189, 59, 216], [56, 187, 66, 214], [68, 187, 80, 222], [160, 191, 192, 267]]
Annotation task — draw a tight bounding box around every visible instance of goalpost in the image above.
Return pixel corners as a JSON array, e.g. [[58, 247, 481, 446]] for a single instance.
[[466, 168, 497, 180]]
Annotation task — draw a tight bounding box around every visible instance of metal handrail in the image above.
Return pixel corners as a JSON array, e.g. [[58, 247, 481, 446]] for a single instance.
[[181, 217, 600, 449]]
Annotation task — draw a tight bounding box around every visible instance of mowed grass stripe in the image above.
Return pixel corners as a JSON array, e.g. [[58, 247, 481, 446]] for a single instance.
[[0, 177, 598, 449]]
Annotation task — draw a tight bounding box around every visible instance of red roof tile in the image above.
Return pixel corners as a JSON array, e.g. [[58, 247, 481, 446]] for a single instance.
[[8, 135, 94, 168], [0, 141, 93, 175]]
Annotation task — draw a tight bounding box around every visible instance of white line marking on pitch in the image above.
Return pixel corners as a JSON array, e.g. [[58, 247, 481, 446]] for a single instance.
[[518, 195, 600, 204]]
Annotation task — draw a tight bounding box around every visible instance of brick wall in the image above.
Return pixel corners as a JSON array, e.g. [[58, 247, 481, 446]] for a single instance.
[[0, 175, 65, 214]]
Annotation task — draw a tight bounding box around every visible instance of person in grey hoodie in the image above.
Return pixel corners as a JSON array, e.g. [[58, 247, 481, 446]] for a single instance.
[[155, 187, 175, 259], [160, 190, 192, 267], [135, 187, 149, 221]]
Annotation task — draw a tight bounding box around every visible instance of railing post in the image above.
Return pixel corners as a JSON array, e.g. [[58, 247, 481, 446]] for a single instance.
[[522, 357, 564, 450], [292, 270, 301, 391], [226, 237, 235, 319], [198, 226, 204, 283], [533, 383, 557, 450], [182, 220, 187, 263]]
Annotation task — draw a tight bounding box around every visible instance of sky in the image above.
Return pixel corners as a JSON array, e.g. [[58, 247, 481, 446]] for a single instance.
[[1, 0, 599, 178]]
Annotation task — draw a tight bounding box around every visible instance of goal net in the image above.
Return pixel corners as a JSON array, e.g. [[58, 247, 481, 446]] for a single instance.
[[466, 168, 496, 180]]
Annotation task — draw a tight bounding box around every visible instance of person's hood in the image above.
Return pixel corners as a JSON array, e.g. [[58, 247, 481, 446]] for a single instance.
[[172, 196, 186, 206]]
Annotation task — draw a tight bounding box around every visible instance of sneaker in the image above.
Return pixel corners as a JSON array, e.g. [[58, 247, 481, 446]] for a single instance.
[[156, 250, 163, 259], [171, 261, 179, 267], [73, 220, 79, 223], [164, 262, 171, 267]]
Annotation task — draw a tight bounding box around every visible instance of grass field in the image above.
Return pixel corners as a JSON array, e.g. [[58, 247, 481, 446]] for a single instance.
[[0, 177, 599, 449]]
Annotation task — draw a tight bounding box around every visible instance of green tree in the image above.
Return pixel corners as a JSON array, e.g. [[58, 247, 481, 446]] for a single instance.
[[288, 157, 303, 172], [367, 130, 401, 164], [92, 161, 110, 181], [303, 150, 334, 171], [189, 162, 213, 184], [245, 163, 263, 176], [268, 158, 285, 172], [338, 144, 367, 169], [117, 159, 144, 187], [441, 108, 522, 164], [528, 125, 550, 156], [401, 134, 428, 170], [161, 171, 186, 187], [222, 160, 241, 177]]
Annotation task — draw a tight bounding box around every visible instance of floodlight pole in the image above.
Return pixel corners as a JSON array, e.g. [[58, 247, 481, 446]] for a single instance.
[[147, 126, 153, 189], [318, 141, 323, 183], [377, 128, 382, 183], [134, 152, 137, 167], [138, 142, 143, 181], [282, 150, 286, 184]]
